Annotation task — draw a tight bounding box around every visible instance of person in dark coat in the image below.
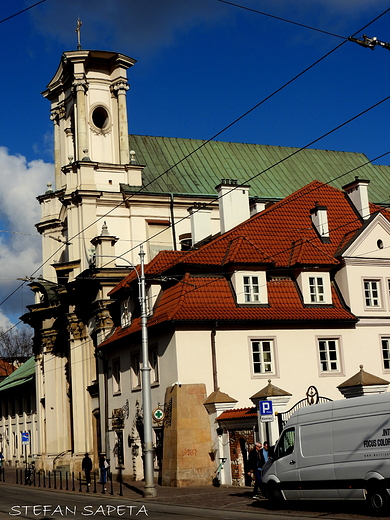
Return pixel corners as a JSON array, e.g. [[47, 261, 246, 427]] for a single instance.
[[248, 442, 265, 498], [82, 453, 93, 486]]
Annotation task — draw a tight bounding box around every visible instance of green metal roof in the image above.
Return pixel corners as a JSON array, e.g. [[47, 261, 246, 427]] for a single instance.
[[0, 356, 35, 393], [127, 135, 390, 204]]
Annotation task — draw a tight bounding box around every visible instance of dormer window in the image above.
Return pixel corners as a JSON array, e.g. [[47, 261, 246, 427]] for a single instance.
[[121, 298, 132, 328], [297, 272, 332, 305], [231, 271, 268, 305]]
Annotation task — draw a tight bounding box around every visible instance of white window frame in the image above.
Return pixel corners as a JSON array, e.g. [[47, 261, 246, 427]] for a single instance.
[[120, 298, 132, 328], [317, 337, 342, 375], [381, 337, 390, 371], [231, 271, 268, 305], [112, 358, 121, 394], [309, 276, 325, 303], [243, 275, 260, 303], [249, 338, 276, 377], [363, 279, 381, 308], [297, 272, 332, 305]]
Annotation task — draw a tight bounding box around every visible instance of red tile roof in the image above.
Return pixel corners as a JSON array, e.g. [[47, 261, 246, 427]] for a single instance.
[[0, 359, 16, 378], [108, 250, 186, 296], [176, 181, 389, 269], [100, 275, 356, 348], [100, 180, 382, 348], [217, 407, 257, 421]]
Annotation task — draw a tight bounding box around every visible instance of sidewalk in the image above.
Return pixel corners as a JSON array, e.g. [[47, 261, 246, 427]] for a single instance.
[[0, 467, 263, 514], [0, 469, 376, 518]]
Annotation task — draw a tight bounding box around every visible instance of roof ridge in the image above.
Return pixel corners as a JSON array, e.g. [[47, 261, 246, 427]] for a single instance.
[[289, 238, 338, 266], [166, 272, 193, 320]]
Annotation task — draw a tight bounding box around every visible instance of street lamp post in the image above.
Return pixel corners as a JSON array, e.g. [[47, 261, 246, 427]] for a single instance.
[[139, 244, 157, 497], [93, 249, 156, 497]]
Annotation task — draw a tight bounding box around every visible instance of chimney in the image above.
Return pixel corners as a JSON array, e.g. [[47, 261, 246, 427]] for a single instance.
[[188, 203, 211, 246], [250, 199, 267, 216], [342, 177, 370, 220], [216, 179, 250, 234], [310, 203, 330, 242]]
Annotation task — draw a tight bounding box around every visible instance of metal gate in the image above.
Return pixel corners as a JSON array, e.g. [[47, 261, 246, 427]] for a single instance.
[[277, 386, 332, 434]]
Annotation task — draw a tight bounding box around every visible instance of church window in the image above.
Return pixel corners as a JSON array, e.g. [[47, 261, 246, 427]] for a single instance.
[[92, 106, 109, 130]]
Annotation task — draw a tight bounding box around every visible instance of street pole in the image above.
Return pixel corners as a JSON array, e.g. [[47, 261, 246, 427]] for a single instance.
[[139, 244, 157, 497]]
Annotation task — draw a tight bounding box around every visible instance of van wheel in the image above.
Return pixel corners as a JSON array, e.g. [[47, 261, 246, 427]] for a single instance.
[[267, 482, 284, 508], [367, 485, 390, 516]]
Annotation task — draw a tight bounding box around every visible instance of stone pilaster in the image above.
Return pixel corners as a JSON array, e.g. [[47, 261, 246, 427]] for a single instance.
[[72, 78, 88, 161], [111, 80, 130, 164], [50, 104, 66, 190]]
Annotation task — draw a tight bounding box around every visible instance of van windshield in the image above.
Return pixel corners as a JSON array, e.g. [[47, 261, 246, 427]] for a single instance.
[[276, 427, 295, 459]]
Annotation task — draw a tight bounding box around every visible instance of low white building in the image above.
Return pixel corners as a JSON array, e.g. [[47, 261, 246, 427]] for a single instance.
[[0, 357, 37, 466]]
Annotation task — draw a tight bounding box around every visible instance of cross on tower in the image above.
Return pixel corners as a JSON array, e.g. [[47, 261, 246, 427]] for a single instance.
[[75, 18, 82, 50]]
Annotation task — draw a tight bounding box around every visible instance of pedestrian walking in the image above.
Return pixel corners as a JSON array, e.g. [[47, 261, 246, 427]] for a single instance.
[[82, 453, 93, 487], [248, 442, 265, 499]]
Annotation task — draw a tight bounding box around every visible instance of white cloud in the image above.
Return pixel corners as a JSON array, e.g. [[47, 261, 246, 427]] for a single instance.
[[0, 147, 53, 321], [0, 310, 13, 330]]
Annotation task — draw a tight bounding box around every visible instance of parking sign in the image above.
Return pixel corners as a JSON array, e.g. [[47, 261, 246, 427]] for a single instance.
[[259, 400, 274, 422], [21, 432, 30, 445]]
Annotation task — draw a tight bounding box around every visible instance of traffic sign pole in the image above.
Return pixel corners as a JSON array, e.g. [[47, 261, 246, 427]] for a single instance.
[[259, 400, 274, 445]]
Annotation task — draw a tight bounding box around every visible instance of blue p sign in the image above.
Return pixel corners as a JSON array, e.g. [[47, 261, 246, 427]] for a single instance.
[[259, 401, 273, 416]]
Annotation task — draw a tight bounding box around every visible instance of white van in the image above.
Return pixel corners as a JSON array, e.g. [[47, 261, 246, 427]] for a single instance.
[[262, 392, 390, 515]]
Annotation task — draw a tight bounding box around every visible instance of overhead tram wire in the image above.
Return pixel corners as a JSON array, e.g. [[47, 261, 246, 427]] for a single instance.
[[8, 6, 390, 257], [1, 80, 389, 306], [0, 6, 389, 309], [17, 24, 356, 275], [95, 146, 390, 276], [113, 95, 390, 264], [2, 151, 390, 342], [0, 0, 48, 25], [215, 0, 346, 39]]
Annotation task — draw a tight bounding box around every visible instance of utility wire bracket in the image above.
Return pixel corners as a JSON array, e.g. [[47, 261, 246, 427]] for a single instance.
[[348, 34, 390, 51]]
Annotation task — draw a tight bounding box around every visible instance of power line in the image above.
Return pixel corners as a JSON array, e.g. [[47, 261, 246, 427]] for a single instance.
[[21, 14, 359, 274], [0, 0, 47, 25], [114, 95, 390, 264], [215, 0, 346, 39], [0, 6, 389, 313]]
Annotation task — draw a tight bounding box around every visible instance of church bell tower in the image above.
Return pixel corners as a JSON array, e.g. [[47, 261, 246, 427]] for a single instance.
[[42, 49, 137, 190]]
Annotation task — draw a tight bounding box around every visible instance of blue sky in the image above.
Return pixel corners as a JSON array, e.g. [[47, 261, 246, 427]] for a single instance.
[[1, 0, 390, 327]]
